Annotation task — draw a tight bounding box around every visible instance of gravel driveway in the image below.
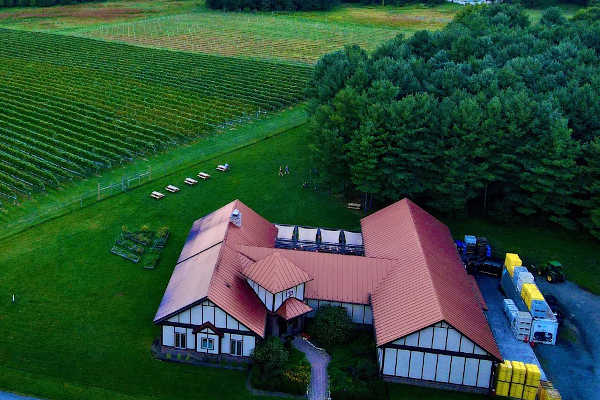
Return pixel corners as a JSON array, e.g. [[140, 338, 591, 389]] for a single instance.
[[534, 280, 600, 400]]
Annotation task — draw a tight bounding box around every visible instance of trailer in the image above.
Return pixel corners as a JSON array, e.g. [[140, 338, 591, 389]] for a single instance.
[[501, 268, 558, 345]]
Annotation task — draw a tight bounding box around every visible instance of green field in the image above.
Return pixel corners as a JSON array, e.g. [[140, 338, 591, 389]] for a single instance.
[[70, 11, 400, 63], [0, 122, 360, 400], [0, 28, 310, 201], [1, 119, 598, 400]]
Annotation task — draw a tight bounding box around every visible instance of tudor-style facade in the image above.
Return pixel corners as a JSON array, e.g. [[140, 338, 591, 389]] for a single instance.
[[378, 322, 494, 389], [153, 199, 502, 392], [160, 300, 257, 357]]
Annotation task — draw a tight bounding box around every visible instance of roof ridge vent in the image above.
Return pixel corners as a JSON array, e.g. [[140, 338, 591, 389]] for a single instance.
[[230, 208, 242, 227]]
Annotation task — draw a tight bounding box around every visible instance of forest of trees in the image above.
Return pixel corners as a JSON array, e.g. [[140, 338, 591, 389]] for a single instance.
[[307, 4, 600, 239]]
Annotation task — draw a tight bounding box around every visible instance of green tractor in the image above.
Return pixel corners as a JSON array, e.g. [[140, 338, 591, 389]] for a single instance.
[[531, 261, 566, 283]]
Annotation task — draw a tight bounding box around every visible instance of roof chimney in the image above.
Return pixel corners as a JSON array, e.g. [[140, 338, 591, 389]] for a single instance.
[[230, 209, 242, 227]]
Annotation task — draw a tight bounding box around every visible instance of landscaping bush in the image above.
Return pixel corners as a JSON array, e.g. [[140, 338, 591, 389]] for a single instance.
[[307, 305, 352, 349], [327, 331, 386, 400], [251, 337, 310, 395]]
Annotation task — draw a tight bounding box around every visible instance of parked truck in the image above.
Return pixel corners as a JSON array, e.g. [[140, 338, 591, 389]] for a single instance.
[[501, 253, 558, 345]]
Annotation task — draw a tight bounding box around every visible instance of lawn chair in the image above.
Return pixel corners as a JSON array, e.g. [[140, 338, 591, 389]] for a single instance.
[[184, 178, 198, 185], [165, 185, 180, 193], [197, 172, 211, 180], [216, 163, 229, 172], [150, 191, 165, 200]]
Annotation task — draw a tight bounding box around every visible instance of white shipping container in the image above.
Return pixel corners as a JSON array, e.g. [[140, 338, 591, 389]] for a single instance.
[[530, 317, 558, 345]]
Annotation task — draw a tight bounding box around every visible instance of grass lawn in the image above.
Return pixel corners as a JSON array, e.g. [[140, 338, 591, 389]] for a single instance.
[[0, 124, 361, 400], [0, 106, 308, 240], [447, 217, 600, 294], [0, 118, 598, 400]]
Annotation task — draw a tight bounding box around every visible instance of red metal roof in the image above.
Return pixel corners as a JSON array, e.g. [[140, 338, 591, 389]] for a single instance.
[[154, 200, 277, 338], [467, 274, 488, 311], [363, 199, 501, 360], [242, 252, 312, 293], [239, 246, 396, 304], [276, 297, 313, 320]]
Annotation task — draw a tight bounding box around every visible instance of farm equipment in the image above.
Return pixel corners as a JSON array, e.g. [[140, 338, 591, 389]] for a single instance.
[[530, 261, 566, 283], [456, 235, 501, 276]]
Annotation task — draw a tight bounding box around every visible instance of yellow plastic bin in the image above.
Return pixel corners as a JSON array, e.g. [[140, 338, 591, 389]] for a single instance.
[[521, 283, 545, 309], [505, 253, 523, 276], [525, 363, 541, 387], [509, 383, 524, 399], [497, 360, 513, 382], [511, 361, 526, 384], [496, 380, 510, 397], [523, 385, 538, 400]]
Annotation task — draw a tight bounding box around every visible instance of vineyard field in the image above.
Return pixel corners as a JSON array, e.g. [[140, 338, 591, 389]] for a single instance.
[[0, 28, 311, 201], [70, 11, 399, 64]]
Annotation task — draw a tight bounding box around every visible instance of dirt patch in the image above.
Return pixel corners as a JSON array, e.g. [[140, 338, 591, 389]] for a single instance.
[[0, 7, 144, 21]]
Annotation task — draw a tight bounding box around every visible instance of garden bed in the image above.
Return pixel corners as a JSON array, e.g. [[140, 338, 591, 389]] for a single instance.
[[110, 225, 169, 269]]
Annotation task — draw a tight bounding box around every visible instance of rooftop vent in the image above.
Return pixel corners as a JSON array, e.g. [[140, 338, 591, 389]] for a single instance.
[[230, 209, 242, 227]]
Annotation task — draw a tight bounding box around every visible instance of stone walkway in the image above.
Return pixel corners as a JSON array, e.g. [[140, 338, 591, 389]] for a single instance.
[[292, 337, 331, 400], [0, 392, 41, 400]]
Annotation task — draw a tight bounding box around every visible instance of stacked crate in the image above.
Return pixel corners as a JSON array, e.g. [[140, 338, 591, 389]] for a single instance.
[[504, 253, 523, 277], [503, 299, 531, 341], [495, 360, 512, 397], [512, 311, 532, 341], [523, 364, 541, 400], [496, 360, 543, 399], [515, 270, 535, 293], [539, 381, 562, 400], [521, 283, 549, 318], [510, 361, 526, 399]]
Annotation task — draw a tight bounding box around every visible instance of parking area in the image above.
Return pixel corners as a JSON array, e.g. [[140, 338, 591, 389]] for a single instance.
[[476, 275, 547, 379], [476, 274, 600, 400]]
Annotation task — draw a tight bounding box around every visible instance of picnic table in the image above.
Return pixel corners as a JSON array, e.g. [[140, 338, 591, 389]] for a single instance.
[[151, 191, 165, 200], [165, 185, 180, 193]]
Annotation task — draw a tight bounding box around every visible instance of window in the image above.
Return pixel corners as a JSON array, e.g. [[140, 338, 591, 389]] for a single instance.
[[201, 337, 215, 351], [175, 332, 187, 349], [230, 339, 243, 356]]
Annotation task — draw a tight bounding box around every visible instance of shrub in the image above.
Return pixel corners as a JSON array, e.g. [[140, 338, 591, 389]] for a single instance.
[[251, 337, 288, 381], [308, 305, 352, 349], [251, 338, 310, 395]]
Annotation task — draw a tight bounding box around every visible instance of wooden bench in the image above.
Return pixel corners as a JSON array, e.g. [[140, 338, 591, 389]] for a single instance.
[[184, 178, 198, 185], [165, 185, 180, 193], [151, 191, 165, 200], [347, 202, 361, 210], [197, 172, 211, 180]]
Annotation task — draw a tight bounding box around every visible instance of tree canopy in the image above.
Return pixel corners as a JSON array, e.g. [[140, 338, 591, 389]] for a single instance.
[[307, 4, 600, 239]]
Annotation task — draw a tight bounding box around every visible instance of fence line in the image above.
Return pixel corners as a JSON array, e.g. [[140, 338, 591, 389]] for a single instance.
[[1, 167, 153, 234]]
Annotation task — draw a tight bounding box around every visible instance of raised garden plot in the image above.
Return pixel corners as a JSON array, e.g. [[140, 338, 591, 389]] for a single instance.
[[110, 225, 169, 269]]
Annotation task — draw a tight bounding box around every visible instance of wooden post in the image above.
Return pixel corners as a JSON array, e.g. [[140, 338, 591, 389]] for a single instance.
[[97, 183, 100, 201]]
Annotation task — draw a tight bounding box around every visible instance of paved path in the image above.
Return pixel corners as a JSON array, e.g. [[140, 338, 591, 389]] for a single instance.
[[535, 280, 600, 400], [0, 392, 41, 400], [292, 337, 330, 400], [476, 275, 547, 378]]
